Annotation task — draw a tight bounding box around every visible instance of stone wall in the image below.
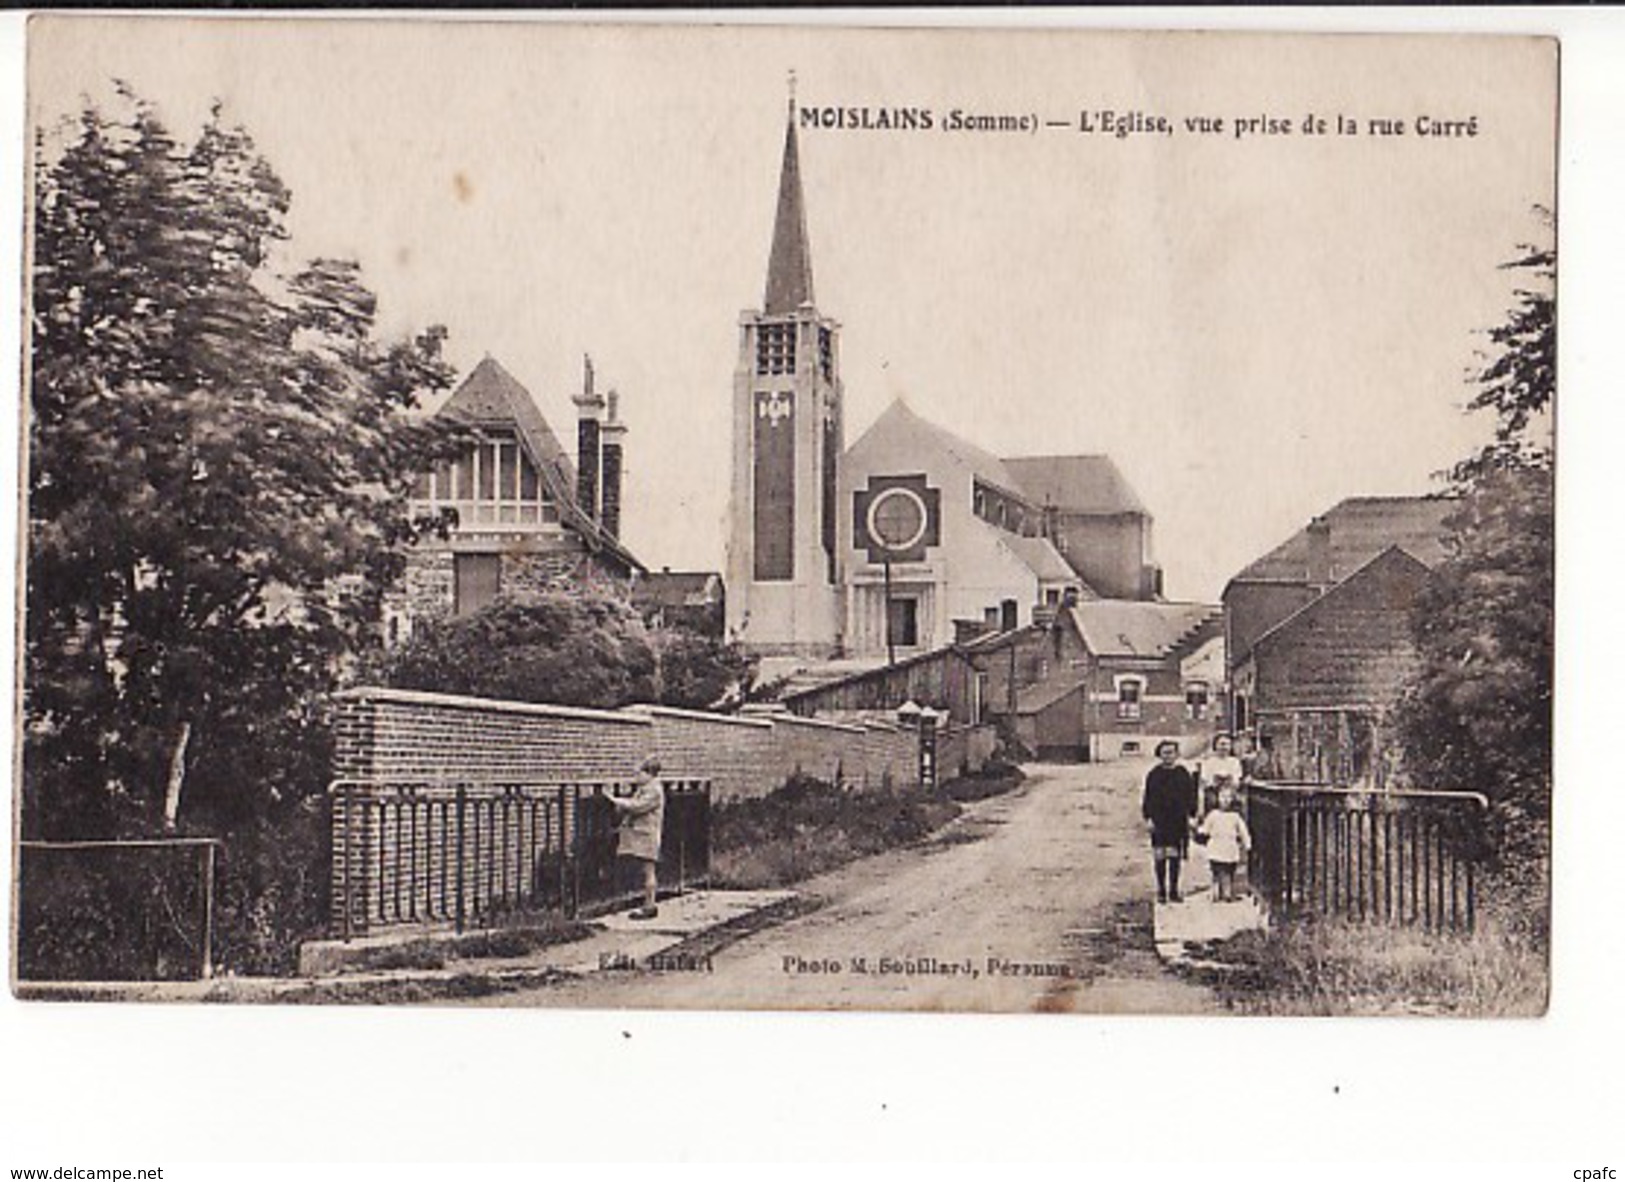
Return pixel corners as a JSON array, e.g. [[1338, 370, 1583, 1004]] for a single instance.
[[387, 540, 630, 644]]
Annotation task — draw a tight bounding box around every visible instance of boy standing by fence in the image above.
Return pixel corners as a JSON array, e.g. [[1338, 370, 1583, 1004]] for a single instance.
[[608, 755, 666, 919]]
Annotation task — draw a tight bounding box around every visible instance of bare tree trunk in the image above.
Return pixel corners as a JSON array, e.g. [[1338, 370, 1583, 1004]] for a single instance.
[[162, 719, 192, 831]]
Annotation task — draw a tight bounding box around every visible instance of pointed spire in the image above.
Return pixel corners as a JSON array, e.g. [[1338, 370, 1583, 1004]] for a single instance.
[[764, 73, 815, 315]]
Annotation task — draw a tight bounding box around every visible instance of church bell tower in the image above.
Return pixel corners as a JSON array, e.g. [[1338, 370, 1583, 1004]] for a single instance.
[[725, 84, 844, 656]]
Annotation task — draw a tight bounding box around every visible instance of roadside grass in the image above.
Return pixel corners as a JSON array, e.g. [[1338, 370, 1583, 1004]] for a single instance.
[[1209, 892, 1548, 1016], [272, 967, 574, 1005], [709, 761, 1025, 890], [330, 914, 598, 975]]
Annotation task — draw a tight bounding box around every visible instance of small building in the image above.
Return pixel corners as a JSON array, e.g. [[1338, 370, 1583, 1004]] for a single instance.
[[631, 570, 726, 638], [1009, 680, 1089, 763], [1067, 599, 1225, 761], [1223, 497, 1456, 785], [779, 644, 983, 725], [389, 355, 644, 641]]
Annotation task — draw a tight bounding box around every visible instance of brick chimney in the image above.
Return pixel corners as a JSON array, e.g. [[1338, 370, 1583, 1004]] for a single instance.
[[1306, 514, 1334, 589], [573, 354, 605, 521], [600, 389, 627, 540]]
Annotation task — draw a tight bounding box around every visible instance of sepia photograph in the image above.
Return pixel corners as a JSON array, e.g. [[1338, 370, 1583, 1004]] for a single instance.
[[11, 17, 1556, 1027]]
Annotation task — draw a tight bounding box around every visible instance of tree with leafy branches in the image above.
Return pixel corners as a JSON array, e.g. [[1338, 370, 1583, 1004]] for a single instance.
[[25, 88, 458, 839], [1394, 215, 1554, 907], [376, 588, 756, 713]]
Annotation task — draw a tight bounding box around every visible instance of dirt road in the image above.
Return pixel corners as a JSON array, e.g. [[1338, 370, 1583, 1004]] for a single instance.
[[487, 760, 1221, 1014]]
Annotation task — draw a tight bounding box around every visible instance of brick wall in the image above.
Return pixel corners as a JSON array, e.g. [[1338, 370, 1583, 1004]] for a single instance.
[[622, 706, 777, 800], [978, 622, 1090, 717], [1250, 549, 1430, 713], [939, 723, 997, 776], [332, 688, 935, 803], [326, 689, 994, 936], [333, 687, 652, 784], [1224, 580, 1318, 667], [775, 713, 912, 790], [1082, 659, 1220, 760]]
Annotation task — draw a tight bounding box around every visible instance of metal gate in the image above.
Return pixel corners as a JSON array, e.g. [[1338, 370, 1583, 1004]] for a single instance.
[[1246, 782, 1489, 933], [329, 778, 711, 939], [17, 838, 221, 981]]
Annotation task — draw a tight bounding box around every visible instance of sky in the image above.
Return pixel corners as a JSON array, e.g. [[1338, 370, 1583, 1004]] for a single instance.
[[25, 19, 1554, 601]]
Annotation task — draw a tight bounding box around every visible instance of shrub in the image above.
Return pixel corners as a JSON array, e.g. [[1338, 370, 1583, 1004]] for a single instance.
[[710, 774, 960, 890], [210, 797, 333, 977], [941, 758, 1025, 803]]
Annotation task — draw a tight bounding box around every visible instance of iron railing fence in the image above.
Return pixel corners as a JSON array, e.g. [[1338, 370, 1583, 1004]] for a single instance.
[[17, 838, 221, 981], [1246, 782, 1489, 933], [330, 778, 711, 939]]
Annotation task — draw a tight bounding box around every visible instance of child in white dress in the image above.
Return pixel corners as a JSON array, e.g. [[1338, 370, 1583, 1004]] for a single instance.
[[1198, 782, 1252, 902]]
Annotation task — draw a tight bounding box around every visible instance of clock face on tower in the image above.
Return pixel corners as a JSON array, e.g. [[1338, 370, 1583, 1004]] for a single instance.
[[853, 474, 941, 563]]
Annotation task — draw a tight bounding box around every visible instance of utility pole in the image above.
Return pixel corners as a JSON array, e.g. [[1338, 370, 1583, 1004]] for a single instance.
[[882, 555, 896, 667]]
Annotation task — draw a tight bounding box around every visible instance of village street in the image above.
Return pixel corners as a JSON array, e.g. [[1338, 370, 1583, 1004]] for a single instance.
[[483, 761, 1222, 1014]]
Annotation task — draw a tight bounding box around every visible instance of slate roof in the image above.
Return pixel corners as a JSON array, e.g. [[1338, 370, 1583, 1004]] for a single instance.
[[1014, 679, 1085, 715], [955, 624, 1033, 655], [1068, 599, 1222, 659], [776, 645, 978, 703], [764, 104, 815, 315], [857, 400, 1033, 499], [1001, 455, 1149, 517], [441, 356, 577, 489], [1231, 496, 1456, 586], [998, 532, 1083, 584], [631, 571, 723, 609]]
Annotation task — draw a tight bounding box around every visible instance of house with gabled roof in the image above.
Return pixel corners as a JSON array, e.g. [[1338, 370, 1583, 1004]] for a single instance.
[[1224, 496, 1453, 671], [1066, 599, 1225, 761], [1223, 496, 1457, 785], [388, 354, 645, 641]]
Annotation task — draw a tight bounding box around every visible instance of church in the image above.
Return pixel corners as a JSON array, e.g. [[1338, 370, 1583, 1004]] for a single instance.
[[726, 98, 1163, 662]]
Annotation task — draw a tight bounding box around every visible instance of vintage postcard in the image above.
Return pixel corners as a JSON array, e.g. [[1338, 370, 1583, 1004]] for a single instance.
[[12, 17, 1556, 1018]]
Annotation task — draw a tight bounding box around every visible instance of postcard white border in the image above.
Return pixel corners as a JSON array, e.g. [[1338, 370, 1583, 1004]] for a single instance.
[[0, 7, 1618, 1170]]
